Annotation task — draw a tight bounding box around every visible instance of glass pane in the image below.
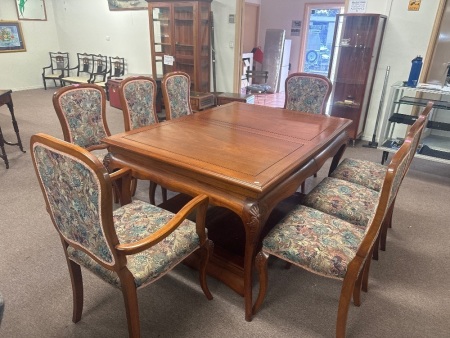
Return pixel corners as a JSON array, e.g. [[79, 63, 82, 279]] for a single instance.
[[153, 7, 171, 55], [303, 7, 342, 76]]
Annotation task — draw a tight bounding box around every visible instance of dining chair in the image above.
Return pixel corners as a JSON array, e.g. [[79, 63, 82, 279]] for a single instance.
[[253, 118, 414, 337], [119, 75, 167, 204], [329, 102, 433, 254], [30, 133, 213, 338], [284, 72, 332, 114], [161, 71, 193, 120], [42, 51, 70, 90], [61, 52, 94, 86], [52, 83, 111, 162], [284, 72, 333, 192], [245, 70, 271, 105]]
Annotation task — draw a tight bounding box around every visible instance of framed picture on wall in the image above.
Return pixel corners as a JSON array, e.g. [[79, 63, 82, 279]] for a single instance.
[[108, 0, 148, 11], [16, 0, 47, 21], [0, 21, 26, 53]]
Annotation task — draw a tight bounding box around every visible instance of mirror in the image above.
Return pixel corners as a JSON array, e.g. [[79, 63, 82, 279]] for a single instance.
[[16, 0, 47, 21]]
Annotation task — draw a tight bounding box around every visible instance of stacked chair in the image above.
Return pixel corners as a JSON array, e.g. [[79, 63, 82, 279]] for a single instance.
[[30, 133, 213, 338], [119, 75, 167, 204], [252, 102, 433, 337]]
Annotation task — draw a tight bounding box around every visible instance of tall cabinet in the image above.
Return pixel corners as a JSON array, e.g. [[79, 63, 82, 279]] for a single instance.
[[147, 0, 211, 92], [328, 14, 387, 142]]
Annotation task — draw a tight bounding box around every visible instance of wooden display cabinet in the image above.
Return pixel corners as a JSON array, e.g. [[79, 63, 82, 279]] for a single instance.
[[328, 14, 387, 142], [147, 0, 211, 92]]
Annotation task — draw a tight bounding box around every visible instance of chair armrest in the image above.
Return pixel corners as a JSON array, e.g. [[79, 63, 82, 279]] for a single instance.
[[86, 143, 109, 152], [115, 194, 209, 255]]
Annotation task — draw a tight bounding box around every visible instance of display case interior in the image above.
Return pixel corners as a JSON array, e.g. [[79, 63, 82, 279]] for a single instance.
[[328, 14, 387, 142]]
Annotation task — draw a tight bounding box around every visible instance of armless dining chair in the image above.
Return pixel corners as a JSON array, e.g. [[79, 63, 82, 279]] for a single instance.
[[30, 133, 213, 338], [119, 75, 168, 204], [284, 72, 333, 192], [253, 113, 416, 337], [161, 71, 193, 120]]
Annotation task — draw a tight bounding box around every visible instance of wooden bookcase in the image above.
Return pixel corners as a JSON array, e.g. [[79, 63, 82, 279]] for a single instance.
[[147, 0, 211, 92], [328, 14, 387, 142]]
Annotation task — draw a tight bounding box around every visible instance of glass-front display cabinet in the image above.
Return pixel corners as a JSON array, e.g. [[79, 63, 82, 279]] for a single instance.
[[147, 0, 211, 92], [328, 14, 387, 142]]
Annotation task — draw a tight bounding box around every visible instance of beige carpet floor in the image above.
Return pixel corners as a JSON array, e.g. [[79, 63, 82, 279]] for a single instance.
[[0, 88, 449, 337]]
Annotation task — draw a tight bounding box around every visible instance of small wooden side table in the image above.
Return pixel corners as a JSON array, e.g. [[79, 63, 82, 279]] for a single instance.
[[190, 91, 215, 112], [0, 90, 25, 169], [216, 92, 255, 106]]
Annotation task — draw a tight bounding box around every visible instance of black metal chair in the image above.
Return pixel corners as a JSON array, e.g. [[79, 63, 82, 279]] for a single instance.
[[245, 70, 271, 104], [42, 52, 70, 90]]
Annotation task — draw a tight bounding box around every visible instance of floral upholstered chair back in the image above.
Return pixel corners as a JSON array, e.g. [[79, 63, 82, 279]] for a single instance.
[[31, 134, 118, 267], [52, 84, 111, 150], [120, 76, 159, 131], [162, 71, 193, 120], [284, 72, 332, 115]]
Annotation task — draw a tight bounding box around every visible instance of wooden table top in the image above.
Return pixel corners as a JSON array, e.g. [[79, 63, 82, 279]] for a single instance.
[[104, 102, 351, 198]]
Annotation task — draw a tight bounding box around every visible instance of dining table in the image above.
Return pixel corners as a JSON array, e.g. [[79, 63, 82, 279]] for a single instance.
[[103, 101, 352, 321]]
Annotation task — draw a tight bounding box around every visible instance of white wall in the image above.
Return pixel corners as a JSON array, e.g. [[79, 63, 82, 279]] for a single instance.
[[0, 0, 59, 90], [362, 0, 440, 142], [0, 0, 236, 92]]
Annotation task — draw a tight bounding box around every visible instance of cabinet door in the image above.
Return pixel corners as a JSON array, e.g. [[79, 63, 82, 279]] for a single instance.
[[150, 4, 174, 79], [173, 3, 196, 85], [198, 2, 211, 92]]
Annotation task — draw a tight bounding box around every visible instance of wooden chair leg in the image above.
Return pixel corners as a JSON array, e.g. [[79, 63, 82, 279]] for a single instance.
[[353, 272, 363, 307], [161, 187, 167, 203], [252, 251, 269, 315], [300, 181, 306, 193], [362, 249, 374, 293], [119, 272, 141, 338], [198, 239, 214, 300], [336, 275, 356, 338], [66, 257, 83, 323], [149, 181, 157, 205], [130, 178, 137, 197], [372, 233, 380, 260]]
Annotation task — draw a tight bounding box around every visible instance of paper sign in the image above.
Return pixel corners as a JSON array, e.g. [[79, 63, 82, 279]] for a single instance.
[[163, 55, 174, 66], [348, 0, 367, 13], [408, 0, 421, 11]]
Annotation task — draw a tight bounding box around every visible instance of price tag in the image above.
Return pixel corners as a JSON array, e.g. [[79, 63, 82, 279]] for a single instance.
[[163, 55, 174, 66]]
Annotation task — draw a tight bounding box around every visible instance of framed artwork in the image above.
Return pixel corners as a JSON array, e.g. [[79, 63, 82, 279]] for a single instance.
[[108, 0, 148, 11], [16, 0, 47, 21], [0, 21, 26, 53]]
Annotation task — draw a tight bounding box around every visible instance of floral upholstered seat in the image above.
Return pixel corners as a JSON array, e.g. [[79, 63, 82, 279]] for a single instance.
[[253, 110, 418, 336], [330, 158, 386, 192], [119, 76, 167, 205], [284, 72, 332, 114], [162, 71, 193, 120], [262, 205, 365, 279], [31, 133, 213, 337], [302, 177, 379, 228]]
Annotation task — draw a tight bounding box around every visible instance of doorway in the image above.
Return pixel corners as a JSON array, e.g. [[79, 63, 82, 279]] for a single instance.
[[243, 3, 260, 53], [299, 3, 344, 75]]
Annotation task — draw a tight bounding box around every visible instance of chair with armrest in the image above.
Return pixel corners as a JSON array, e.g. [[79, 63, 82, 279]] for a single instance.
[[329, 102, 433, 254], [88, 54, 109, 86], [42, 51, 70, 90], [61, 53, 94, 86], [119, 75, 168, 204], [103, 56, 126, 100], [161, 71, 193, 120], [284, 72, 333, 192], [245, 70, 271, 104], [30, 133, 213, 338], [253, 115, 416, 337]]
